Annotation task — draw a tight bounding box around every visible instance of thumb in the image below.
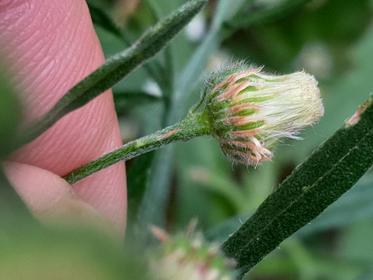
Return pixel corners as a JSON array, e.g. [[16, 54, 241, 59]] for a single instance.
[[0, 0, 126, 230], [4, 162, 114, 233]]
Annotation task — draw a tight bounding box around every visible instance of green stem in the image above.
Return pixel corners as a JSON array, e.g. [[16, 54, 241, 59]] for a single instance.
[[64, 111, 210, 184]]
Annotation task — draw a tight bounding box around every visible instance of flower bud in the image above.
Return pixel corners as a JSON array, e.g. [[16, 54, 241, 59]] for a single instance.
[[149, 223, 235, 280], [200, 63, 324, 166]]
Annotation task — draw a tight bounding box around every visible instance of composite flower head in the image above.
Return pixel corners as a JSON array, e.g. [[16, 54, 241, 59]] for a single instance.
[[200, 63, 324, 166], [149, 222, 235, 280]]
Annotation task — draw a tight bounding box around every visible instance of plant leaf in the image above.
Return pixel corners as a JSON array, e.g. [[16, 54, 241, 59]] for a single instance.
[[207, 174, 373, 243], [126, 152, 156, 224], [190, 168, 246, 212], [87, 1, 124, 40], [297, 174, 373, 235], [113, 90, 161, 116], [175, 0, 235, 107], [209, 174, 373, 241], [138, 145, 174, 229], [89, 0, 167, 88], [222, 97, 373, 273], [19, 0, 208, 147], [138, 0, 236, 231], [224, 0, 312, 31]]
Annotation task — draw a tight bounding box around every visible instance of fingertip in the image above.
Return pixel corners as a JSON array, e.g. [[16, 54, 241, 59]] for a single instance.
[[4, 161, 121, 236], [4, 161, 73, 215], [73, 161, 127, 233], [1, 0, 127, 231]]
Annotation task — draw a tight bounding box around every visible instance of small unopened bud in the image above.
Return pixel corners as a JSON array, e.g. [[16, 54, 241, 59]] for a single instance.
[[200, 63, 324, 166], [149, 223, 235, 280]]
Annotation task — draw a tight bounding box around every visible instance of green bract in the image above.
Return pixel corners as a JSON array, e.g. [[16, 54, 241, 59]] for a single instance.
[[198, 63, 324, 166]]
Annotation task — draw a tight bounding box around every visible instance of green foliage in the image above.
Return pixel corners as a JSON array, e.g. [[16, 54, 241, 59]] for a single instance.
[[298, 175, 373, 235], [0, 66, 33, 226], [114, 90, 161, 116], [126, 152, 156, 224], [0, 67, 21, 158], [87, 1, 124, 39], [138, 0, 248, 234], [207, 174, 373, 242], [19, 0, 207, 147], [62, 1, 373, 279], [88, 0, 167, 88], [3, 0, 373, 279], [0, 225, 151, 280], [222, 97, 373, 273], [225, 0, 312, 31]]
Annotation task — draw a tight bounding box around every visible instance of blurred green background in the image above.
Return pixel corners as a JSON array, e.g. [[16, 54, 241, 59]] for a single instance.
[[2, 0, 373, 279], [91, 0, 373, 279]]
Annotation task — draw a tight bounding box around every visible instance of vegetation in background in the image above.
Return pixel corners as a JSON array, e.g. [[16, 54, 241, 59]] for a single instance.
[[1, 0, 373, 279]]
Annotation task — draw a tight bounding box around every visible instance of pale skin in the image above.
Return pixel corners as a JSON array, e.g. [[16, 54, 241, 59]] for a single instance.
[[0, 0, 126, 232]]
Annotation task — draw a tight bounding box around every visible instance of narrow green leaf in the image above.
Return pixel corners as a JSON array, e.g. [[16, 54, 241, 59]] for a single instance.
[[144, 0, 175, 94], [222, 97, 373, 272], [87, 1, 124, 40], [19, 0, 208, 147], [127, 152, 156, 223], [298, 174, 373, 235], [172, 0, 248, 119], [138, 0, 233, 231], [208, 174, 373, 242], [89, 0, 166, 86], [175, 0, 230, 106], [138, 145, 174, 229], [225, 0, 312, 31], [190, 168, 246, 212], [207, 213, 250, 243], [209, 177, 373, 244], [114, 90, 161, 102], [113, 90, 161, 115]]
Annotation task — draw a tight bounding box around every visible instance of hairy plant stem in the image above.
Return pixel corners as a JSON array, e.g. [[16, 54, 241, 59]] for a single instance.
[[64, 111, 210, 184]]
